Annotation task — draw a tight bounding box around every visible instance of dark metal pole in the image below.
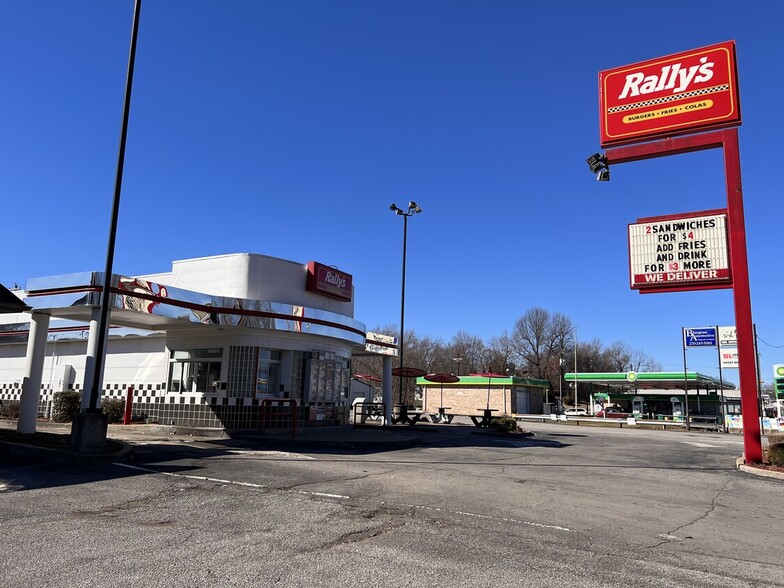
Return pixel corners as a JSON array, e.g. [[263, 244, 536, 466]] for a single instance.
[[754, 323, 764, 434], [716, 325, 727, 433], [87, 0, 142, 412], [398, 214, 407, 404]]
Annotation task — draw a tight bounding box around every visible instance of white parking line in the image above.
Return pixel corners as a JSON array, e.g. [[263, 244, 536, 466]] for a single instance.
[[114, 463, 349, 498], [113, 463, 572, 533]]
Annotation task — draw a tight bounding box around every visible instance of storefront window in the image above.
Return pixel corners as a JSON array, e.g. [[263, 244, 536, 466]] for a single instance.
[[168, 348, 223, 393], [227, 346, 281, 398], [256, 350, 281, 396], [305, 352, 350, 402]]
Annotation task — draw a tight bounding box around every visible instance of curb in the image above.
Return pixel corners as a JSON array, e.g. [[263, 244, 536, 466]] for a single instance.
[[735, 456, 784, 480], [109, 424, 229, 439]]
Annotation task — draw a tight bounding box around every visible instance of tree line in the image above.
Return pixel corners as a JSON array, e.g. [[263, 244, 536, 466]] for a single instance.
[[352, 307, 661, 407]]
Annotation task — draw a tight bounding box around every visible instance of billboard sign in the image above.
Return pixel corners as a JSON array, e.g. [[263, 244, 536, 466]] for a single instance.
[[683, 327, 717, 348], [720, 347, 739, 368], [718, 325, 737, 346], [365, 331, 398, 356], [629, 211, 731, 291], [599, 41, 741, 147]]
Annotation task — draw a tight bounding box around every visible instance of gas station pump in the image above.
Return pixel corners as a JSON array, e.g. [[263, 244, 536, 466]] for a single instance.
[[632, 396, 645, 418], [670, 396, 684, 421]]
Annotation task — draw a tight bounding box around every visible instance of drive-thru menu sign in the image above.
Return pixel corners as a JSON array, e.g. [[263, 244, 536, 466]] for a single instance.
[[628, 211, 731, 290]]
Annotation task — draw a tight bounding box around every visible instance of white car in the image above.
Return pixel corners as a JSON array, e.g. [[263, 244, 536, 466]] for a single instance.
[[564, 408, 587, 416]]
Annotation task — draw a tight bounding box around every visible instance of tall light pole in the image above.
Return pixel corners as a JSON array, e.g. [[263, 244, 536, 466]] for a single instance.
[[73, 0, 142, 452], [390, 201, 422, 403], [452, 354, 463, 376], [558, 357, 564, 412], [573, 328, 578, 411]]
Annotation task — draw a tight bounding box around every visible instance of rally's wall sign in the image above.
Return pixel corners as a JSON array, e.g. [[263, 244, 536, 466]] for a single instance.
[[628, 210, 731, 291], [306, 261, 353, 301], [599, 41, 741, 147]]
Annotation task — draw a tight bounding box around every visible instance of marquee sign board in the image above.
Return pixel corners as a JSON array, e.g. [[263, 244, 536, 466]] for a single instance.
[[599, 41, 741, 147], [629, 211, 731, 291]]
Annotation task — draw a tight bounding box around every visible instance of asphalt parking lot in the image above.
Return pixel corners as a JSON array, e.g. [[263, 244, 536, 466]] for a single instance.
[[1, 421, 782, 587]]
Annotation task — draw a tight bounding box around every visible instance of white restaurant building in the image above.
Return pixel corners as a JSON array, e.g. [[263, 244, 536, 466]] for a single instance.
[[0, 253, 397, 430]]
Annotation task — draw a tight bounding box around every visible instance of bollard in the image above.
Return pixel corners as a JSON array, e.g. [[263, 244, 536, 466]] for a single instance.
[[123, 385, 134, 425]]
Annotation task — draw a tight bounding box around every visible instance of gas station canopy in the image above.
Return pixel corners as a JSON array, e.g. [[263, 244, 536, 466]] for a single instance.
[[564, 371, 735, 392]]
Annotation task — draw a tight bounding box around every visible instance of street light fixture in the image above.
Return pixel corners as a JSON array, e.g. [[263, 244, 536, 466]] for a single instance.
[[586, 153, 610, 181], [452, 354, 463, 376], [390, 201, 422, 403]]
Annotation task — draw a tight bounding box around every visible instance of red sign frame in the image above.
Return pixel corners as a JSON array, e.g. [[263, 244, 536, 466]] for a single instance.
[[306, 261, 353, 302], [628, 208, 732, 294], [599, 41, 740, 147]]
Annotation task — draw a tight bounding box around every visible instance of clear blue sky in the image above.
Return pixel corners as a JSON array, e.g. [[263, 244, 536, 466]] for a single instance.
[[3, 1, 783, 383]]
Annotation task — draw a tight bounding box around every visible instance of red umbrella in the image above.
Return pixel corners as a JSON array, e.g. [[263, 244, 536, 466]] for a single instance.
[[392, 367, 427, 378], [391, 366, 427, 405], [352, 373, 382, 383], [472, 372, 509, 410], [424, 373, 460, 409]]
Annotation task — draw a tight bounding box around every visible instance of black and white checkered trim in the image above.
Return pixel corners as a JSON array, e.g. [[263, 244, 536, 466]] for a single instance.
[[607, 84, 730, 114]]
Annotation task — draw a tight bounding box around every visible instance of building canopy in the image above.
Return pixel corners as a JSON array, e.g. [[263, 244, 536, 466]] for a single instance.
[[0, 284, 29, 313], [564, 371, 735, 391], [417, 375, 550, 388]]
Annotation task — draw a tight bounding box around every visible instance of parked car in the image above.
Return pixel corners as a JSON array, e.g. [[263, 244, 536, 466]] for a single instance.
[[564, 408, 587, 416], [596, 406, 631, 418]]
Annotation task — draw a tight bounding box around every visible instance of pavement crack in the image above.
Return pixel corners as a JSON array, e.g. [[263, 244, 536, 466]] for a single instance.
[[648, 476, 733, 548], [306, 521, 409, 553]]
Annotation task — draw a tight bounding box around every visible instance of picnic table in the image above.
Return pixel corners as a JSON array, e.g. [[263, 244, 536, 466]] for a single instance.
[[392, 404, 424, 425], [470, 408, 498, 428], [435, 407, 454, 424]]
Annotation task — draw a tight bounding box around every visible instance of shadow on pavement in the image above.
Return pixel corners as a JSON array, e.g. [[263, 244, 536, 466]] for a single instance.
[[1, 421, 569, 491]]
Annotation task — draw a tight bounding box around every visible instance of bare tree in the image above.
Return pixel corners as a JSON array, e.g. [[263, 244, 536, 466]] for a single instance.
[[487, 332, 515, 374], [604, 341, 633, 372], [510, 308, 575, 382], [628, 347, 662, 372], [450, 330, 486, 375]]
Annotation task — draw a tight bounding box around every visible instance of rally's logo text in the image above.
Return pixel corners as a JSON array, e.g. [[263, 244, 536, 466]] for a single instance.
[[618, 57, 714, 99]]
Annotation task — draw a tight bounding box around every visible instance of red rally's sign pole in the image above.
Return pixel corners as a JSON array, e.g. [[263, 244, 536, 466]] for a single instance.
[[604, 128, 762, 463]]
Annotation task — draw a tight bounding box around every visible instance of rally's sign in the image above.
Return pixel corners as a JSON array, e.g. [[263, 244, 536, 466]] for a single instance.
[[306, 261, 353, 301], [599, 41, 741, 147], [629, 211, 731, 291]]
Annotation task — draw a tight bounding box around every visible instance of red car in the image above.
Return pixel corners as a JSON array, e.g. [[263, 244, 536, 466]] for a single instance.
[[596, 407, 632, 418]]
